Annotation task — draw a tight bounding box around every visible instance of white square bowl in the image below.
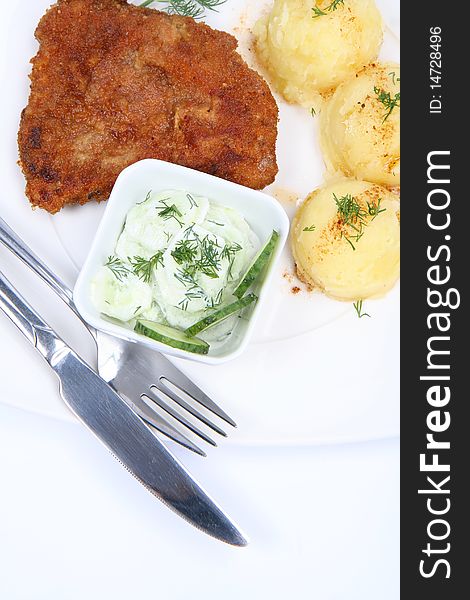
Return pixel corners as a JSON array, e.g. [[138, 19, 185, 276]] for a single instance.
[[73, 159, 289, 364]]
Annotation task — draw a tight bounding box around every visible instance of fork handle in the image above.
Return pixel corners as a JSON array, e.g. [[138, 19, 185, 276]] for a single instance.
[[0, 216, 83, 320], [0, 270, 66, 365]]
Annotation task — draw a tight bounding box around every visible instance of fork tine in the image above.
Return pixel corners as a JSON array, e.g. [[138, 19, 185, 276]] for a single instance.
[[144, 388, 217, 447], [151, 383, 227, 438], [126, 394, 206, 457], [157, 358, 236, 427]]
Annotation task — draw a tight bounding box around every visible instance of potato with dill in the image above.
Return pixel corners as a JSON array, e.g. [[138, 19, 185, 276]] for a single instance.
[[320, 63, 400, 186], [253, 0, 383, 106], [291, 179, 400, 300]]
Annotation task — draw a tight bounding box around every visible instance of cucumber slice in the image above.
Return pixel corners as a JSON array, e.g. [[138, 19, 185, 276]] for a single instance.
[[233, 230, 279, 298], [135, 320, 210, 355], [185, 294, 258, 337]]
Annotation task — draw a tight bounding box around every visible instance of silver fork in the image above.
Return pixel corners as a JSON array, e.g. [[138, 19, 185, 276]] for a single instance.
[[0, 216, 235, 457]]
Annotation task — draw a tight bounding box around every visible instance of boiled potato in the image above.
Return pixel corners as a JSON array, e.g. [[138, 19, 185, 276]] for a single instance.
[[320, 63, 400, 186], [291, 179, 400, 300], [254, 0, 383, 105]]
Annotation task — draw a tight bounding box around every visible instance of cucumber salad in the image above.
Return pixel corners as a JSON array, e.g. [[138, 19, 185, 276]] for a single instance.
[[92, 189, 279, 355]]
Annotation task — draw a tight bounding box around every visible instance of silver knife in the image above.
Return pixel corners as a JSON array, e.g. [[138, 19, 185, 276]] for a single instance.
[[0, 270, 247, 546]]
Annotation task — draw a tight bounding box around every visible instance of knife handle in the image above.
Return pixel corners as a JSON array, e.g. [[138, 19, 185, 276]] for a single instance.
[[0, 216, 82, 320], [0, 270, 67, 365]]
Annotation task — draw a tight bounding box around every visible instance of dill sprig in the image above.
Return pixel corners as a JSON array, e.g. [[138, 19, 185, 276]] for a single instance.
[[178, 298, 190, 311], [221, 241, 242, 280], [130, 252, 164, 283], [334, 193, 386, 250], [173, 231, 229, 309], [156, 199, 184, 227], [140, 0, 227, 19], [195, 235, 221, 278], [174, 266, 200, 289], [186, 193, 198, 209], [353, 300, 371, 319], [312, 0, 344, 18], [136, 190, 152, 205], [185, 289, 206, 300], [105, 256, 130, 282], [334, 193, 368, 251], [312, 5, 326, 17], [206, 288, 224, 309], [171, 239, 198, 265], [174, 267, 207, 310], [303, 225, 316, 232], [183, 223, 196, 239], [221, 242, 242, 261], [374, 86, 401, 122], [367, 198, 386, 220], [335, 193, 367, 228]]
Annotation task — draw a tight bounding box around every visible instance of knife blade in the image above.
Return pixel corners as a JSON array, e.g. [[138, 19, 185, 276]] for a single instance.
[[0, 270, 247, 546]]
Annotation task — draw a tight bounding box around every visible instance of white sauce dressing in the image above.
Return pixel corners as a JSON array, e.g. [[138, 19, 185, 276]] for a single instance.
[[92, 189, 259, 342]]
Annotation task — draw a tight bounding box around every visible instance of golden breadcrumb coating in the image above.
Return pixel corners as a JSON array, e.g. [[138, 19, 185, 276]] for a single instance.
[[18, 0, 278, 213]]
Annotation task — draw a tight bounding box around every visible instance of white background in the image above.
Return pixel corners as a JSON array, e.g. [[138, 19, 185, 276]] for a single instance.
[[0, 405, 399, 599], [0, 0, 400, 597]]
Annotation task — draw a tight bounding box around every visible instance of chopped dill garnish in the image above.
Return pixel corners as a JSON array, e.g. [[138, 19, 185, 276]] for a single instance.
[[105, 256, 129, 282], [173, 231, 224, 308], [185, 290, 206, 300], [334, 193, 368, 251], [215, 288, 224, 305], [130, 252, 164, 283], [206, 288, 224, 309], [367, 198, 386, 220], [164, 231, 172, 244], [171, 239, 198, 265], [156, 199, 184, 227], [221, 242, 242, 280], [388, 72, 400, 86], [174, 267, 200, 289], [374, 86, 401, 122], [207, 220, 225, 226], [136, 190, 152, 205], [312, 5, 326, 17], [312, 0, 345, 18], [221, 242, 242, 261], [303, 225, 316, 232], [227, 257, 236, 280], [335, 193, 366, 227], [173, 231, 237, 304], [311, 107, 316, 117], [183, 223, 196, 239], [178, 298, 190, 311], [334, 193, 386, 250], [353, 300, 371, 319], [134, 305, 142, 315], [139, 0, 227, 19], [174, 267, 207, 309], [187, 193, 198, 209], [195, 235, 221, 278]]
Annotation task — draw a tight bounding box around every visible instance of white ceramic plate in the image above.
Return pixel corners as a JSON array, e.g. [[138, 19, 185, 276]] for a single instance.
[[0, 0, 399, 446]]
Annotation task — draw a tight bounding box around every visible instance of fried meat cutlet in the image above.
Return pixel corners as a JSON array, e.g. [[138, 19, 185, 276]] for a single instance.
[[18, 0, 279, 213]]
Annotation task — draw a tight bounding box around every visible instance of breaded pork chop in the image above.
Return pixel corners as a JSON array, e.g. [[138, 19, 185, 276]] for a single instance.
[[18, 0, 278, 213]]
